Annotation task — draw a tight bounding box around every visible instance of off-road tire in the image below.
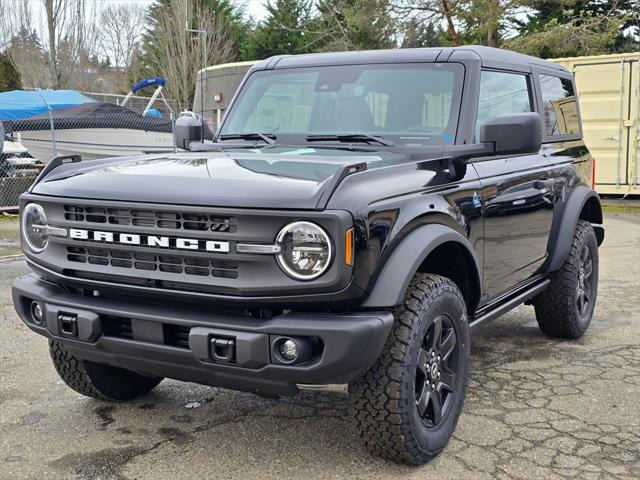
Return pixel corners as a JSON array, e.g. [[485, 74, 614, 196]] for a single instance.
[[534, 220, 599, 339], [350, 273, 470, 465], [49, 341, 163, 401]]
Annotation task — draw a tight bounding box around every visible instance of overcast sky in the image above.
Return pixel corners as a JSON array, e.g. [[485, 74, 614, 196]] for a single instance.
[[26, 0, 270, 30]]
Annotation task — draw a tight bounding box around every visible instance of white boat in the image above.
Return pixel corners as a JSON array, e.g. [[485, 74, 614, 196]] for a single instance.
[[2, 78, 182, 162], [16, 126, 176, 161]]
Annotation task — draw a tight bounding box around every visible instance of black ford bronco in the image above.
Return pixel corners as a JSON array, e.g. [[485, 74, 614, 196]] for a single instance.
[[13, 46, 604, 465]]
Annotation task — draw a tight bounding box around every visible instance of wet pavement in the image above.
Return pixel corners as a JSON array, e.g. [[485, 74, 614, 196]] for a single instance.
[[1, 212, 638, 479]]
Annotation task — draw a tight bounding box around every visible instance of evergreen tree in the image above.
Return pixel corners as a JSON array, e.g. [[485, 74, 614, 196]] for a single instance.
[[512, 0, 637, 55], [315, 0, 396, 51], [244, 0, 314, 59], [0, 52, 21, 91], [401, 19, 443, 48], [504, 0, 636, 57]]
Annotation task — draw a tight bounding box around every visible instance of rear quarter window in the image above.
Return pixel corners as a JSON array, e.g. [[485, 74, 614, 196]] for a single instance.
[[538, 75, 579, 136]]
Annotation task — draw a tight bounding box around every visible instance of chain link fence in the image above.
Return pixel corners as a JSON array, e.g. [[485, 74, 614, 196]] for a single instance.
[[1, 93, 178, 211], [82, 92, 180, 115]]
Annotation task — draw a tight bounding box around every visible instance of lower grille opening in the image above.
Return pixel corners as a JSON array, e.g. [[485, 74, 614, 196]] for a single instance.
[[102, 316, 191, 349], [163, 323, 191, 349], [102, 316, 133, 339]]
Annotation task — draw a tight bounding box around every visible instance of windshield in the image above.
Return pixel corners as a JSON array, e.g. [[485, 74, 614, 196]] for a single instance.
[[220, 63, 464, 147]]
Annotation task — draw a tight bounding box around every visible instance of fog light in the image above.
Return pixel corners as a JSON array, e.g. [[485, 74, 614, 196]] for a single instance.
[[30, 301, 44, 325], [279, 339, 298, 361]]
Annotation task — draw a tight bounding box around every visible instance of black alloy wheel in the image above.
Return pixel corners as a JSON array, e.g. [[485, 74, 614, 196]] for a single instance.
[[576, 244, 594, 317], [415, 315, 459, 427]]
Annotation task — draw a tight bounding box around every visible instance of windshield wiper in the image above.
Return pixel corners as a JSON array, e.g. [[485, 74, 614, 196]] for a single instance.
[[306, 133, 394, 147], [218, 132, 277, 145]]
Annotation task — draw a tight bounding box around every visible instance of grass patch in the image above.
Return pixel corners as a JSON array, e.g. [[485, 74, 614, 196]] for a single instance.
[[602, 204, 640, 214], [0, 214, 21, 257]]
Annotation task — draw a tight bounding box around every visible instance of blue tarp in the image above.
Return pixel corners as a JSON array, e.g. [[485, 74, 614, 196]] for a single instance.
[[0, 90, 96, 121]]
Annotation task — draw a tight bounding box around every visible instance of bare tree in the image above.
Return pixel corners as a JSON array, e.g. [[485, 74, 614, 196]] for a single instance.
[[144, 0, 236, 109], [41, 0, 100, 89], [392, 0, 462, 46], [98, 4, 146, 69]]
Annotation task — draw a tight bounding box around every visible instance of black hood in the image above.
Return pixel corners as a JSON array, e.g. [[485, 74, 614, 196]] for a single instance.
[[31, 147, 431, 209]]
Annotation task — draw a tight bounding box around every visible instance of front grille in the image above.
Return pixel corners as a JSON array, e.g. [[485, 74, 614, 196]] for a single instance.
[[66, 246, 239, 279], [30, 198, 342, 298], [63, 205, 237, 233]]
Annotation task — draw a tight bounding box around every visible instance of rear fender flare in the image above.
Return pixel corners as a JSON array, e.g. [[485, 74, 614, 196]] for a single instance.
[[546, 185, 603, 272], [362, 224, 481, 308]]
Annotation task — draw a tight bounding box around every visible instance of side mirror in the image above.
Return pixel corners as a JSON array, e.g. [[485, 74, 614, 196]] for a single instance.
[[175, 111, 203, 150], [480, 112, 542, 156]]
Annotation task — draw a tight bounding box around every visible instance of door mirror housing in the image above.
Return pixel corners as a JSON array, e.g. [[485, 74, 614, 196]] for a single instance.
[[175, 111, 203, 150], [480, 112, 542, 156]]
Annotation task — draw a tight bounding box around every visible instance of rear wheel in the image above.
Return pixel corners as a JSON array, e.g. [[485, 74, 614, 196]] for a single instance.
[[350, 274, 470, 465], [49, 341, 162, 401], [534, 220, 599, 339]]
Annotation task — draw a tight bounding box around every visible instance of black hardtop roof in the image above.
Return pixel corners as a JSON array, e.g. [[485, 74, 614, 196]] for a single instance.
[[253, 45, 568, 74]]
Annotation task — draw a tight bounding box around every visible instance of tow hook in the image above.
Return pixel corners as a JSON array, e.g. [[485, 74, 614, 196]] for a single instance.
[[58, 313, 78, 338], [210, 337, 236, 363]]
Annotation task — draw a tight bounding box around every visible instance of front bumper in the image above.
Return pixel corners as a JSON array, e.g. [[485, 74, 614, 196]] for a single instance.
[[12, 274, 393, 395]]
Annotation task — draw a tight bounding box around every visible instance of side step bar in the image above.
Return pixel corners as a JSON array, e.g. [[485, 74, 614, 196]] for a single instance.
[[469, 279, 550, 333]]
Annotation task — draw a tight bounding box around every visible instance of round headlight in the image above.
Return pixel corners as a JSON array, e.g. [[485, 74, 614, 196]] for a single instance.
[[22, 203, 49, 253], [276, 221, 332, 280]]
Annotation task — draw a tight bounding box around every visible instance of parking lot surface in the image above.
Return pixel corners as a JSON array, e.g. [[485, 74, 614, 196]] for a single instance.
[[1, 212, 638, 480]]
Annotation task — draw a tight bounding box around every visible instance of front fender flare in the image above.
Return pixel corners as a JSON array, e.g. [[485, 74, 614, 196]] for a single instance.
[[362, 224, 481, 308], [545, 185, 603, 273]]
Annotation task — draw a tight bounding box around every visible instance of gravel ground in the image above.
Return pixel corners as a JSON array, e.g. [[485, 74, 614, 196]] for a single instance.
[[0, 212, 638, 480]]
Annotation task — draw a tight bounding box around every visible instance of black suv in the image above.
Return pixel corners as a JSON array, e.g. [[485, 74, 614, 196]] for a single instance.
[[12, 46, 604, 465]]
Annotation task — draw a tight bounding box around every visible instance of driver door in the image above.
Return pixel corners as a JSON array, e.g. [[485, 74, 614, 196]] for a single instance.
[[472, 70, 555, 300]]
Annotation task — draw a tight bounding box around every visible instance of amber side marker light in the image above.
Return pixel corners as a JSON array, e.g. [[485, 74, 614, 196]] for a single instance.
[[345, 228, 354, 266]]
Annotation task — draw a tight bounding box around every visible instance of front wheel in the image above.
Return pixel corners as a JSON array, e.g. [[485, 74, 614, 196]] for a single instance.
[[50, 341, 163, 401], [350, 273, 470, 465]]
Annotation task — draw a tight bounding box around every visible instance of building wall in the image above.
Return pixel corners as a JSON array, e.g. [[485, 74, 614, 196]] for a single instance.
[[551, 53, 639, 196], [192, 61, 256, 131]]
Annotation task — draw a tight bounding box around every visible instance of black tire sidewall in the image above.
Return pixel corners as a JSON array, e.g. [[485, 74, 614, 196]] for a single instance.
[[575, 225, 599, 329], [402, 290, 470, 455]]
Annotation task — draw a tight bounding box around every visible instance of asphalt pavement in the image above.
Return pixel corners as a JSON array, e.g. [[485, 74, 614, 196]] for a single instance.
[[1, 211, 638, 480]]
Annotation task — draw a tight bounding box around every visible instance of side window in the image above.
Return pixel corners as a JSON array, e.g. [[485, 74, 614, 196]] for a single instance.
[[539, 75, 578, 136], [476, 71, 532, 140]]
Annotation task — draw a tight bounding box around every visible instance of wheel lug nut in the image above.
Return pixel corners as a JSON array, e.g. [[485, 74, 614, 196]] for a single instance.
[[437, 355, 441, 362]]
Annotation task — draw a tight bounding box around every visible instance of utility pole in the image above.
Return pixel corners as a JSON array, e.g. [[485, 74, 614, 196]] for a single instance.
[[186, 0, 208, 142]]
